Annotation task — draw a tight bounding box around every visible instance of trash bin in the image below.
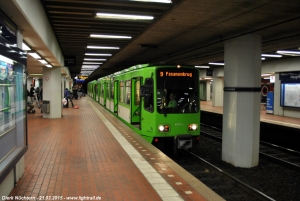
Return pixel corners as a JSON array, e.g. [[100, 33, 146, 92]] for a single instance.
[[42, 100, 50, 113]]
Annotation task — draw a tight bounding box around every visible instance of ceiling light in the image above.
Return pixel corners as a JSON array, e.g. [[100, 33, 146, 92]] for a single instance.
[[96, 13, 154, 20], [46, 64, 52, 68], [131, 0, 172, 3], [84, 58, 107, 61], [82, 65, 100, 68], [28, 51, 41, 59], [195, 66, 209, 68], [0, 55, 14, 64], [209, 62, 224, 66], [90, 34, 132, 39], [261, 58, 266, 60], [83, 62, 103, 64], [87, 46, 119, 49], [85, 53, 112, 56], [261, 74, 271, 76], [261, 54, 282, 58], [38, 59, 48, 64], [22, 42, 31, 51], [276, 50, 300, 56]]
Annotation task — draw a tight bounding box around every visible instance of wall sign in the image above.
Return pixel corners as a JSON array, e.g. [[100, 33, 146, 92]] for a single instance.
[[64, 55, 76, 67]]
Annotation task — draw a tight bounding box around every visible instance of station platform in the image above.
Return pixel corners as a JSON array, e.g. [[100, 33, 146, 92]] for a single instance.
[[200, 101, 300, 129], [7, 97, 224, 201]]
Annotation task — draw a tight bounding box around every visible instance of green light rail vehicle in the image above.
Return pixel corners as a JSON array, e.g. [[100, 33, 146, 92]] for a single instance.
[[88, 64, 200, 153]]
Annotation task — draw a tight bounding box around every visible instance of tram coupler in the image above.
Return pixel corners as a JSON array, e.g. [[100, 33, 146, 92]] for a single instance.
[[174, 134, 193, 150]]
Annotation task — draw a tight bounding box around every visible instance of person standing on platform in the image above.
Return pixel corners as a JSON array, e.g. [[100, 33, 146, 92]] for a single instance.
[[64, 88, 74, 108], [29, 84, 35, 103]]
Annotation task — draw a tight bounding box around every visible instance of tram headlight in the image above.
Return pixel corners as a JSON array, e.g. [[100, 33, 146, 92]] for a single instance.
[[188, 124, 198, 131], [158, 125, 170, 132]]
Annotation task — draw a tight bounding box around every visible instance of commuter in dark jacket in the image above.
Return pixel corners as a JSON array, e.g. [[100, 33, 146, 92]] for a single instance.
[[64, 88, 74, 108]]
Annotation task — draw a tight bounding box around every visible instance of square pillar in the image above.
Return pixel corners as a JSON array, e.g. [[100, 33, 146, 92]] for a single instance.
[[222, 34, 261, 168]]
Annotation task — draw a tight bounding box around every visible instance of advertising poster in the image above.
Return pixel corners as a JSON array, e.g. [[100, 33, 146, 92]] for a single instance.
[[280, 83, 300, 108], [266, 92, 274, 114], [0, 61, 8, 80]]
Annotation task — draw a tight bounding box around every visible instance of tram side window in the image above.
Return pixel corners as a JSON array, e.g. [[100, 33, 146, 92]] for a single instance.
[[111, 82, 114, 99], [101, 84, 104, 97], [144, 78, 154, 112], [94, 85, 98, 97], [119, 81, 124, 103], [125, 80, 131, 105]]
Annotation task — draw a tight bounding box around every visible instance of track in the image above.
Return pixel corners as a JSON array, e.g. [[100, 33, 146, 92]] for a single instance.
[[201, 123, 300, 171], [167, 149, 275, 201]]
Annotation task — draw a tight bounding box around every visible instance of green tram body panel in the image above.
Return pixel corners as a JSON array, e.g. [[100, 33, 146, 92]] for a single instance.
[[88, 64, 200, 147]]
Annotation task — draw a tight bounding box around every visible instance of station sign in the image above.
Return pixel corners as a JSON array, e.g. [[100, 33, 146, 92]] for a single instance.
[[0, 11, 17, 44], [64, 55, 76, 67]]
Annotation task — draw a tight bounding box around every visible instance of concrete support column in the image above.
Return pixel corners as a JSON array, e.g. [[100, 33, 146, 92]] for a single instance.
[[222, 34, 261, 168], [42, 67, 62, 118], [206, 80, 211, 101], [212, 77, 223, 106], [273, 73, 283, 116]]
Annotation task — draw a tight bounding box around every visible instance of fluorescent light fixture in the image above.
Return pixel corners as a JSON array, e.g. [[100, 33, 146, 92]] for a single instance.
[[83, 62, 103, 64], [96, 13, 154, 20], [261, 74, 271, 76], [87, 46, 119, 49], [261, 58, 266, 60], [261, 54, 282, 58], [131, 0, 171, 3], [38, 59, 48, 64], [270, 75, 275, 83], [90, 34, 132, 39], [0, 55, 14, 64], [28, 52, 41, 59], [209, 62, 224, 66], [195, 66, 209, 68], [46, 64, 52, 68], [85, 53, 112, 56], [276, 50, 300, 56], [82, 65, 99, 67], [84, 58, 107, 61], [22, 42, 31, 51]]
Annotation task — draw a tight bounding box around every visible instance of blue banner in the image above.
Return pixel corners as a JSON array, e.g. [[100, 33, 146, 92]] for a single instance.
[[266, 92, 274, 114]]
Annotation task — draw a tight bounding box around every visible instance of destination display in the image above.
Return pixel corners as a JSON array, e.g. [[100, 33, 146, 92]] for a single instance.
[[158, 68, 195, 78]]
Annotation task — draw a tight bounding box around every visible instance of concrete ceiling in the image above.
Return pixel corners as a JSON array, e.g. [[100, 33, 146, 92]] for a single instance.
[[1, 0, 300, 82]]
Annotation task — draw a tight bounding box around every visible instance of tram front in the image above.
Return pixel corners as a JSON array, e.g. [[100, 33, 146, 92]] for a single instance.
[[145, 66, 201, 151]]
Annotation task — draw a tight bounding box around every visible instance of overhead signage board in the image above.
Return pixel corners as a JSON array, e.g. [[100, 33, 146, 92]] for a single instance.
[[64, 55, 76, 67], [206, 69, 213, 76], [0, 11, 17, 44], [279, 72, 300, 82]]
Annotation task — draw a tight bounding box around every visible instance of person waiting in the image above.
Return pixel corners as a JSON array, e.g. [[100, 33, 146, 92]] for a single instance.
[[64, 88, 74, 108]]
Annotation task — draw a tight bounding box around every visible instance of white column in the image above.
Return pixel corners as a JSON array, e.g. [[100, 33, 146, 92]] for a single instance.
[[205, 80, 211, 101], [273, 73, 283, 116], [43, 67, 62, 118], [212, 77, 224, 106], [222, 34, 261, 168]]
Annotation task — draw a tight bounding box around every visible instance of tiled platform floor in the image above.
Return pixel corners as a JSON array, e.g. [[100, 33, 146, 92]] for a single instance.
[[7, 97, 224, 201]]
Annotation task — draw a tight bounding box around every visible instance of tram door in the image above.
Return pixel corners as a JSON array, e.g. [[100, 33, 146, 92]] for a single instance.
[[131, 77, 141, 129], [113, 80, 119, 114]]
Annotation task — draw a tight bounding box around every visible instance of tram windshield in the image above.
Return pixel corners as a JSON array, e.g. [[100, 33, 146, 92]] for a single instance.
[[156, 67, 199, 114]]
